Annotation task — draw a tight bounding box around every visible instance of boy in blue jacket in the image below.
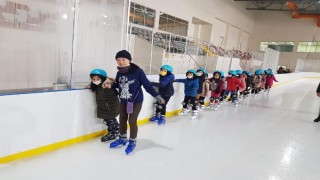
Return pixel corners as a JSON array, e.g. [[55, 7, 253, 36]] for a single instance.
[[150, 65, 175, 125], [175, 69, 199, 119]]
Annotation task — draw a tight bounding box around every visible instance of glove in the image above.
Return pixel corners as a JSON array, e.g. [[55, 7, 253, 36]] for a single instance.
[[155, 95, 165, 104]]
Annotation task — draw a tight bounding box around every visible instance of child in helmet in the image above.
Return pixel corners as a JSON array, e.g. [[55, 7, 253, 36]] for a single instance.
[[253, 69, 263, 95], [89, 69, 120, 142], [265, 70, 278, 93], [175, 69, 199, 119], [224, 70, 244, 105], [243, 71, 254, 99], [235, 70, 247, 99], [150, 65, 175, 125], [196, 68, 210, 110], [207, 70, 225, 109], [219, 71, 227, 103], [260, 70, 267, 92]]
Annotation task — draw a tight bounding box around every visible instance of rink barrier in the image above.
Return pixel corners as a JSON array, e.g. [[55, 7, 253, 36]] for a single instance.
[[0, 130, 106, 164], [0, 109, 182, 164], [1, 74, 319, 164]]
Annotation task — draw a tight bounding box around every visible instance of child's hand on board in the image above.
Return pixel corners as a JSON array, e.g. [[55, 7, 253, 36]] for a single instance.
[[103, 83, 111, 89], [85, 84, 91, 89]]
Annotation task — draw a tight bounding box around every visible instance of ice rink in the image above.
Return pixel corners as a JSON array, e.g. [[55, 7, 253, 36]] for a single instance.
[[0, 78, 320, 180]]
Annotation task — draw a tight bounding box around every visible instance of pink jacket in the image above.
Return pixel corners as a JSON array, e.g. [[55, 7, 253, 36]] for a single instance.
[[260, 75, 266, 88], [253, 75, 261, 88], [265, 75, 278, 87], [238, 74, 247, 92]]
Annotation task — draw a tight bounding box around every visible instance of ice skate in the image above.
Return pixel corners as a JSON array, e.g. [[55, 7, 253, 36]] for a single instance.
[[110, 138, 128, 148], [101, 133, 117, 142], [191, 110, 198, 120], [150, 115, 160, 122], [157, 115, 166, 125], [125, 139, 136, 155], [179, 108, 188, 115]]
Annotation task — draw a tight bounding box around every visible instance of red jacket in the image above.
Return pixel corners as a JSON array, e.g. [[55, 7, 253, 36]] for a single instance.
[[226, 76, 243, 91], [265, 75, 278, 87]]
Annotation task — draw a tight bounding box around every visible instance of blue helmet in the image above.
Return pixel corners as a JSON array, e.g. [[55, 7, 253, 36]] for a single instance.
[[228, 70, 237, 76], [161, 65, 173, 72], [197, 68, 207, 75], [221, 71, 225, 78], [255, 69, 264, 75], [236, 70, 243, 75], [243, 71, 248, 75], [90, 69, 107, 78], [187, 69, 197, 75], [265, 69, 273, 75]]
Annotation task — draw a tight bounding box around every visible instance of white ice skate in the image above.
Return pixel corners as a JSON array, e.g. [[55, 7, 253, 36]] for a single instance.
[[207, 103, 214, 109], [179, 108, 188, 115], [191, 110, 198, 120]]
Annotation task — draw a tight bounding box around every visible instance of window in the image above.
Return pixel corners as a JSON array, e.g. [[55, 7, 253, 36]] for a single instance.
[[297, 42, 320, 53], [260, 42, 294, 52], [129, 2, 155, 28], [158, 12, 188, 36]]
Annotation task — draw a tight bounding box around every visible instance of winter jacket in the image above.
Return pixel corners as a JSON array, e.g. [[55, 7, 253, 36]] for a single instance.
[[265, 75, 278, 87], [317, 83, 320, 93], [200, 80, 210, 97], [94, 78, 120, 120], [226, 76, 243, 91], [197, 77, 205, 94], [208, 78, 224, 94], [253, 75, 262, 88], [222, 78, 227, 90], [175, 78, 199, 97], [113, 63, 159, 104], [260, 75, 267, 88], [238, 74, 247, 92], [245, 76, 254, 89], [151, 73, 175, 97]]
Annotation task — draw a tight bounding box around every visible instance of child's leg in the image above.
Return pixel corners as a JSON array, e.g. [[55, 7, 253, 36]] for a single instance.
[[195, 94, 201, 108], [220, 89, 225, 102], [119, 103, 129, 137], [127, 103, 143, 139], [190, 96, 197, 111], [155, 101, 161, 115], [231, 91, 238, 102], [224, 90, 230, 100], [199, 96, 205, 105], [160, 96, 171, 116], [183, 96, 190, 109], [108, 118, 119, 135], [267, 85, 271, 92], [213, 93, 221, 106], [199, 96, 205, 108], [101, 118, 119, 141]]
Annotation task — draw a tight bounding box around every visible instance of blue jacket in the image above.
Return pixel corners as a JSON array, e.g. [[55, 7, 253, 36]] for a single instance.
[[197, 77, 205, 94], [113, 63, 159, 104], [152, 73, 175, 97], [175, 78, 199, 97]]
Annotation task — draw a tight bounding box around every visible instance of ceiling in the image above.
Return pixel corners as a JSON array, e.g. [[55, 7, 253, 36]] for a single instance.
[[234, 0, 320, 14]]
